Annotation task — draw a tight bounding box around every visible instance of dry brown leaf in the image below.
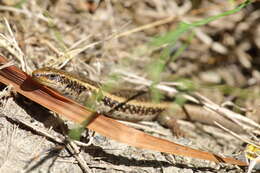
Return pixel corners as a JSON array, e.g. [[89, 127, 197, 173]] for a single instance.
[[0, 55, 247, 166]]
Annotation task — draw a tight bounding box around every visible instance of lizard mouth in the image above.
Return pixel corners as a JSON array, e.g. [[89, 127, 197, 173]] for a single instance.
[[32, 73, 58, 90]]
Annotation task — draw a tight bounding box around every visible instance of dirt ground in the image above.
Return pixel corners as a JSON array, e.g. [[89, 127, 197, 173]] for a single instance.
[[0, 0, 259, 173]]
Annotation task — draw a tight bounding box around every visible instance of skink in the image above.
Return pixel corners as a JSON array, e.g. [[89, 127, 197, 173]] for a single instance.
[[32, 67, 243, 135]]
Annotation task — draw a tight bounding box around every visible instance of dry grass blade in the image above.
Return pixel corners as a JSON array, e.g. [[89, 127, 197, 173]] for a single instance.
[[0, 55, 247, 166]]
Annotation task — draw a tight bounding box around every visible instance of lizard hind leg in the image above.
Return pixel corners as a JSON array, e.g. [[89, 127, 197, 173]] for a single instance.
[[157, 111, 185, 137]]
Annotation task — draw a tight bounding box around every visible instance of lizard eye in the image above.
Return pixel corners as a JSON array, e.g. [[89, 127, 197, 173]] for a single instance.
[[33, 73, 40, 77]]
